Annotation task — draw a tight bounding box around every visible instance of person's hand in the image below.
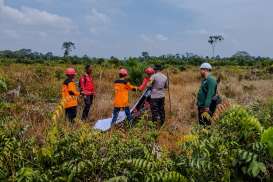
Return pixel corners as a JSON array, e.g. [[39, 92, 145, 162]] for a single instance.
[[201, 112, 212, 123]]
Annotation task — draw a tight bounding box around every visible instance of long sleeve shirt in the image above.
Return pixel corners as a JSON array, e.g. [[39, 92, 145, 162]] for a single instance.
[[61, 79, 80, 109], [197, 75, 217, 108], [113, 79, 137, 107], [138, 77, 151, 91], [79, 74, 95, 96]]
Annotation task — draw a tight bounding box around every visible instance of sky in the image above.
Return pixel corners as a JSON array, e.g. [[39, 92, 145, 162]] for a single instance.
[[0, 0, 272, 58]]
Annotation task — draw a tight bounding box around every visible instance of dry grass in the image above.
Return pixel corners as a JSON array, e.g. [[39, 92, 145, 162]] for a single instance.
[[0, 64, 272, 151]]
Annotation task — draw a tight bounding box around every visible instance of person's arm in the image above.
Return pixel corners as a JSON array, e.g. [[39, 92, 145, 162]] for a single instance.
[[138, 77, 149, 91], [147, 75, 155, 88], [68, 82, 80, 96], [80, 77, 85, 91], [126, 82, 138, 91], [61, 85, 67, 98], [204, 78, 217, 108], [90, 77, 96, 96]]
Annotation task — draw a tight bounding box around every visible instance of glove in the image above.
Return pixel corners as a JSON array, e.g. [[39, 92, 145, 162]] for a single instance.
[[147, 85, 152, 90], [201, 112, 212, 124], [69, 91, 75, 96]]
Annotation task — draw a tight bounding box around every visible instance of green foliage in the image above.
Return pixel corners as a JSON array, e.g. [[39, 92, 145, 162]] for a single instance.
[[0, 101, 272, 181], [125, 60, 147, 85], [0, 117, 169, 181], [235, 149, 267, 177], [55, 69, 65, 80], [261, 127, 273, 157], [266, 65, 273, 74], [249, 99, 273, 128], [106, 176, 128, 182], [0, 78, 7, 93], [219, 106, 261, 143], [145, 171, 188, 182], [121, 159, 158, 172], [247, 160, 266, 177], [16, 167, 42, 182], [174, 106, 272, 181]]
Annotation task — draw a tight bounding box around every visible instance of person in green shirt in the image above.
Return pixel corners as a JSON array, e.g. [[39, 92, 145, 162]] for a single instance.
[[197, 63, 217, 125]]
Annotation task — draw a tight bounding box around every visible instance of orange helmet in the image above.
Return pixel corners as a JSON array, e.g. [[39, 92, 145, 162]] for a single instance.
[[65, 68, 76, 75], [145, 67, 155, 75], [119, 68, 128, 76]]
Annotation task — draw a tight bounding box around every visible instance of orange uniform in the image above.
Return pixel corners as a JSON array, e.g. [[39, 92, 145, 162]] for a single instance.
[[113, 79, 137, 107], [61, 79, 80, 109]]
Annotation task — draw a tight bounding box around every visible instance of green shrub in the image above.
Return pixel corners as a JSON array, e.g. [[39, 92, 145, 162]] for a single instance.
[[178, 65, 186, 72], [0, 78, 7, 93], [249, 99, 273, 128], [261, 127, 273, 157], [55, 69, 65, 80], [0, 100, 272, 181], [266, 65, 273, 74], [174, 106, 272, 181], [219, 106, 261, 143], [125, 61, 147, 85]]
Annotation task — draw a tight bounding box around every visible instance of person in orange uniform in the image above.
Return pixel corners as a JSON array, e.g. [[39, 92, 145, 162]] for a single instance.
[[111, 68, 138, 127], [61, 68, 80, 123], [138, 67, 155, 91]]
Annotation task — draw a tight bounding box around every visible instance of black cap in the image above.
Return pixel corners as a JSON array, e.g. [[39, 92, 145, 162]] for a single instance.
[[154, 64, 163, 71]]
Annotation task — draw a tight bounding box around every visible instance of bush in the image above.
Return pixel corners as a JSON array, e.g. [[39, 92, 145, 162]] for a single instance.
[[55, 69, 65, 80], [0, 117, 187, 181], [174, 106, 272, 181], [249, 99, 273, 128], [219, 106, 261, 143], [261, 127, 273, 157], [266, 65, 273, 74], [0, 79, 7, 93], [125, 61, 147, 85]]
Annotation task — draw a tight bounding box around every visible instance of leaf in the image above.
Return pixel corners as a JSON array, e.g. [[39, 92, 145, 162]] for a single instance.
[[247, 160, 266, 177], [105, 176, 128, 182], [261, 127, 273, 157]]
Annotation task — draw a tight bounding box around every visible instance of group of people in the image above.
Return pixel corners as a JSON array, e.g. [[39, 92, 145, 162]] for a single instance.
[[61, 62, 219, 127]]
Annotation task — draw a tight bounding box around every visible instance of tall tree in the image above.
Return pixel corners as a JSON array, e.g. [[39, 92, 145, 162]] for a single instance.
[[141, 51, 150, 59], [208, 35, 224, 58], [62, 42, 75, 57]]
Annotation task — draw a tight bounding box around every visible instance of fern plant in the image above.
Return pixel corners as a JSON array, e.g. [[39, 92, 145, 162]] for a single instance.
[[261, 127, 273, 157], [219, 106, 261, 143]]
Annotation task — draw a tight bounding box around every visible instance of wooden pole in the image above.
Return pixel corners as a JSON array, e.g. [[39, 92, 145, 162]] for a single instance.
[[166, 71, 172, 113]]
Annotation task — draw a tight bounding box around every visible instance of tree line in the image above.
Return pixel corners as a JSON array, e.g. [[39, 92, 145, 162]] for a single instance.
[[0, 48, 272, 67]]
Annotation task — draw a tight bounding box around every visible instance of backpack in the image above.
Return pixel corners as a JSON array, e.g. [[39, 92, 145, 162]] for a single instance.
[[209, 77, 222, 114]]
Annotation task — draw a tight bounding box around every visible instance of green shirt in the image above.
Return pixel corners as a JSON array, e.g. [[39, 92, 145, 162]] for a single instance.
[[197, 75, 217, 108]]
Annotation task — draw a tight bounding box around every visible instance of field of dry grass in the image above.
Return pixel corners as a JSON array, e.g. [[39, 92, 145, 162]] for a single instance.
[[0, 63, 272, 151]]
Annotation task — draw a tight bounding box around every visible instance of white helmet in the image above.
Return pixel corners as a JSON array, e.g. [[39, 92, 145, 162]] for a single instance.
[[200, 63, 212, 70]]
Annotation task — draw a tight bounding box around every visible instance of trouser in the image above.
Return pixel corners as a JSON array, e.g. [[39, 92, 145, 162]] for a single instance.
[[65, 106, 77, 123], [111, 107, 132, 126], [150, 98, 165, 126], [81, 95, 94, 120], [198, 107, 212, 126]]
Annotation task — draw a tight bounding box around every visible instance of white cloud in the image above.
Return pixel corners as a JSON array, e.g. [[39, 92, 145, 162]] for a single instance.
[[1, 29, 19, 39], [86, 8, 110, 33], [155, 34, 168, 41], [160, 0, 273, 56], [0, 0, 75, 31], [140, 33, 169, 42], [185, 29, 208, 35], [140, 34, 153, 42]]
